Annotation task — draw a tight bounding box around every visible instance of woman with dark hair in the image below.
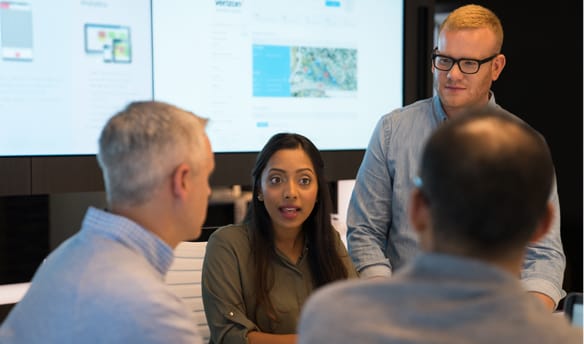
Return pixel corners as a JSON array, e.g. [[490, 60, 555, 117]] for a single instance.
[[202, 133, 357, 344]]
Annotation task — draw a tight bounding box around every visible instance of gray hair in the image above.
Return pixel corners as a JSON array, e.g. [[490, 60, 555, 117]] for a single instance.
[[97, 101, 208, 207]]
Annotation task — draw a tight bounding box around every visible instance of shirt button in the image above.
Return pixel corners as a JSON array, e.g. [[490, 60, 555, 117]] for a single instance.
[[229, 311, 234, 317]]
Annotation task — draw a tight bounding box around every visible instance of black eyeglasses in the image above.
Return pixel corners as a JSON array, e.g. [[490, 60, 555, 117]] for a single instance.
[[431, 49, 499, 74]]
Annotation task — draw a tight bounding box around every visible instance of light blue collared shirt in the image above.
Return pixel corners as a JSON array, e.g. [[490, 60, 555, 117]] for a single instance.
[[0, 206, 202, 344], [346, 94, 566, 306]]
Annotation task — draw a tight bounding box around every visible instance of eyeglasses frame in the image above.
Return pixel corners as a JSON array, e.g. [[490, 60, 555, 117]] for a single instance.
[[431, 48, 499, 75]]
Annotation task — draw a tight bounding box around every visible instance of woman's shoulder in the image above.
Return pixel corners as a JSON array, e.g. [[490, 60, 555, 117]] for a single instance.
[[208, 223, 250, 246]]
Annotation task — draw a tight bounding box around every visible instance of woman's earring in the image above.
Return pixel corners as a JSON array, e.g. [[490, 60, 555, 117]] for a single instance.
[[257, 194, 264, 202]]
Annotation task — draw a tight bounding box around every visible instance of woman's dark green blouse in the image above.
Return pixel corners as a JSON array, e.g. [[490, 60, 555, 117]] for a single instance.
[[201, 224, 357, 343]]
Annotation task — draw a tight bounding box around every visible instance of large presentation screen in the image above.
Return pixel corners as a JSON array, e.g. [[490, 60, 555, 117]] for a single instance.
[[153, 0, 403, 152], [0, 0, 403, 156], [0, 0, 152, 156]]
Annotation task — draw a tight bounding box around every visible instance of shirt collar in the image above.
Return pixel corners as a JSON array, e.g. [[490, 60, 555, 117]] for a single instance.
[[433, 91, 498, 122], [81, 206, 175, 276]]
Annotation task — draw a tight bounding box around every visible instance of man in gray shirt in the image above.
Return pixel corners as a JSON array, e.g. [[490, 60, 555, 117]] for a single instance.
[[299, 107, 582, 344]]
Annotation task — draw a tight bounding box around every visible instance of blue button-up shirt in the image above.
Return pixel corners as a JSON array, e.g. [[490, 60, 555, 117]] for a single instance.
[[0, 206, 203, 343], [346, 94, 566, 306]]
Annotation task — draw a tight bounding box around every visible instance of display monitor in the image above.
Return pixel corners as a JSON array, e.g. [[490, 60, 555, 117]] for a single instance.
[[0, 0, 405, 190], [152, 0, 403, 153], [0, 0, 152, 156]]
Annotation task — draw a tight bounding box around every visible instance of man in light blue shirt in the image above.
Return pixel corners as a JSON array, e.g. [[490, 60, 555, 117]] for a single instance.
[[347, 4, 565, 309], [0, 101, 215, 343]]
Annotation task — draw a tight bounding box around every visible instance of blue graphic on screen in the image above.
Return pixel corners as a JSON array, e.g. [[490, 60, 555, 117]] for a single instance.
[[253, 44, 357, 98], [253, 45, 291, 97], [0, 2, 34, 61], [325, 1, 341, 7]]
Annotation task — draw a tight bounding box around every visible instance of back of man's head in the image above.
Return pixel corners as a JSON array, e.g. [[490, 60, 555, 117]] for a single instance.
[[97, 101, 208, 208], [418, 107, 554, 258]]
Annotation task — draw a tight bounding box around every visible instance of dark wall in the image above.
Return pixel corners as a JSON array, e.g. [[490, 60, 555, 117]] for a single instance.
[[436, 0, 583, 295]]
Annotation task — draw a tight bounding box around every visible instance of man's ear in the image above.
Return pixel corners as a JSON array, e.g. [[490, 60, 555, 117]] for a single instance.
[[409, 188, 433, 251], [529, 202, 554, 244], [409, 188, 430, 234], [171, 163, 191, 199], [492, 53, 506, 81]]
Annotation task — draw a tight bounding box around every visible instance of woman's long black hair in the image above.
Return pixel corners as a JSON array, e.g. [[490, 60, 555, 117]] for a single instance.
[[244, 133, 349, 321]]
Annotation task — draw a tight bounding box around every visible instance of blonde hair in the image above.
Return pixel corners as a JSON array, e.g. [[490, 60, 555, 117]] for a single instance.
[[439, 4, 504, 52]]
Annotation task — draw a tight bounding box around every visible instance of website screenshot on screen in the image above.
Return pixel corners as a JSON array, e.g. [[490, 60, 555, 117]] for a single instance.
[[0, 0, 403, 156]]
